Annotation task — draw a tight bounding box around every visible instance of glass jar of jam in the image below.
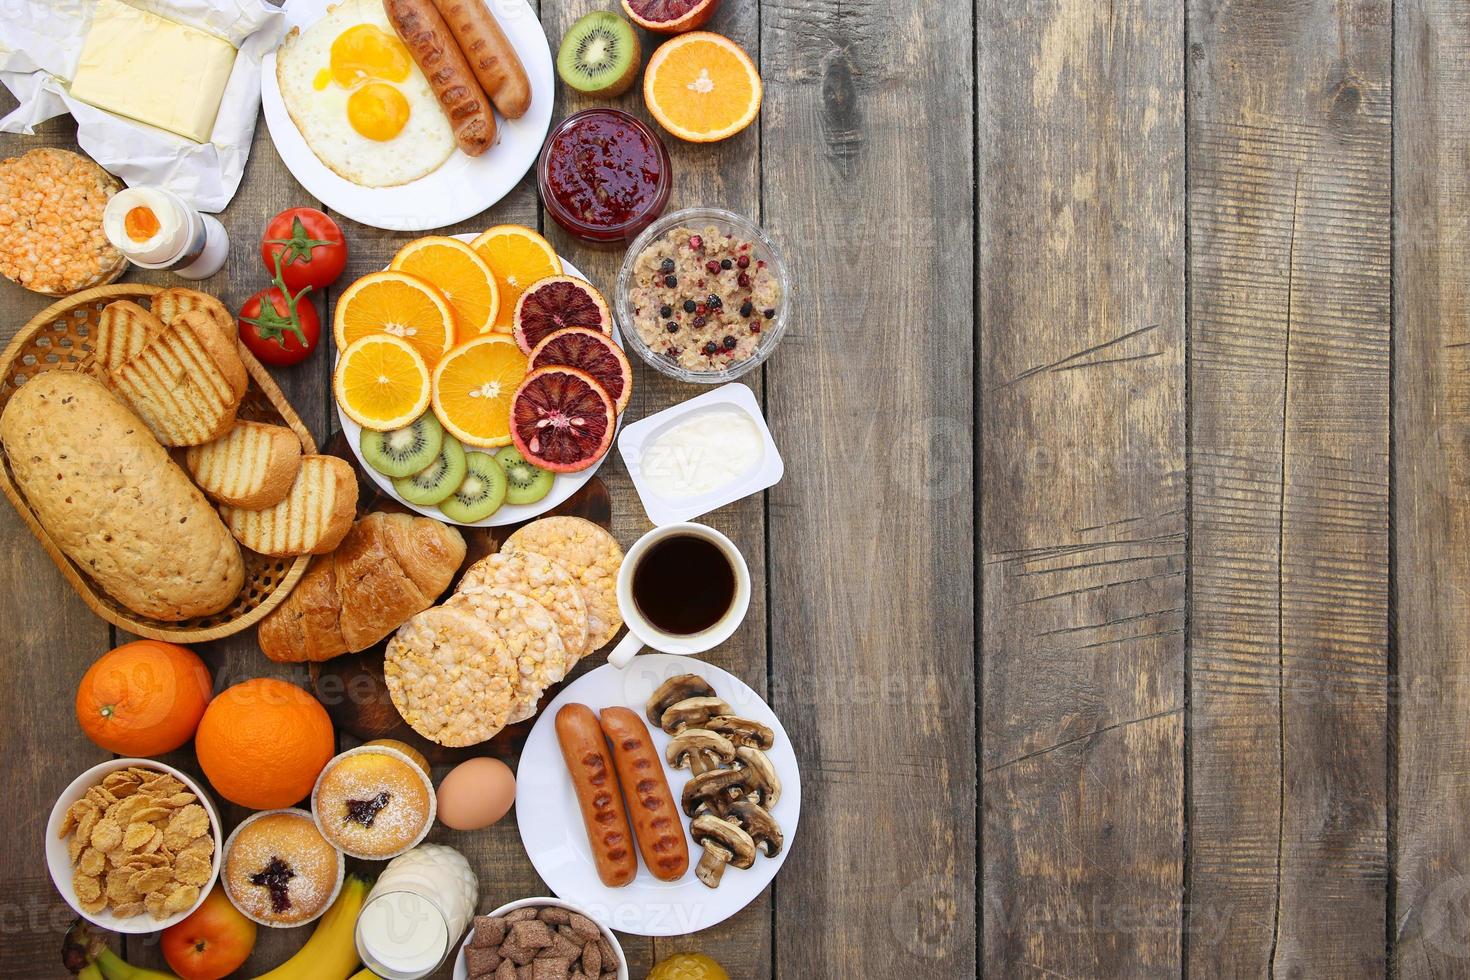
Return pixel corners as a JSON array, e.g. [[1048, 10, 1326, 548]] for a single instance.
[[538, 108, 672, 246]]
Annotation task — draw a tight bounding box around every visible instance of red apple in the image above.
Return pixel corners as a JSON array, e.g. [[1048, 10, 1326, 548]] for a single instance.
[[161, 883, 257, 980]]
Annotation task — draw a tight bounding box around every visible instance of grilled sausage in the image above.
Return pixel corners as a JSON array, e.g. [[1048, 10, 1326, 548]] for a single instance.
[[600, 706, 690, 882], [430, 0, 532, 119], [556, 703, 637, 887], [383, 0, 495, 155]]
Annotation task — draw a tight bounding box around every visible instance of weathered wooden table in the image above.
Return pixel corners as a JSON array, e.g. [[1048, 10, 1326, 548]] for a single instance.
[[7, 0, 1469, 977]]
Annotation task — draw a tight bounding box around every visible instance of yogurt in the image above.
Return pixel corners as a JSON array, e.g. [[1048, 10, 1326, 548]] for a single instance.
[[640, 407, 765, 500]]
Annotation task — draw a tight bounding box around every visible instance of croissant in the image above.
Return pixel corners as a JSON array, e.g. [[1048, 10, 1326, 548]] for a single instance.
[[258, 512, 466, 662]]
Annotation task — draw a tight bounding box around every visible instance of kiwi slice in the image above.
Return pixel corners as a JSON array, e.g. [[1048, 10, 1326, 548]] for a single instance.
[[361, 414, 444, 478], [439, 452, 508, 523], [394, 436, 466, 507], [495, 446, 554, 506], [557, 11, 641, 97]]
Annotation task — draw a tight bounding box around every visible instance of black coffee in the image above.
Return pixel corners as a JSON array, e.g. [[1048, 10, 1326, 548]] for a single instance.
[[632, 534, 736, 635]]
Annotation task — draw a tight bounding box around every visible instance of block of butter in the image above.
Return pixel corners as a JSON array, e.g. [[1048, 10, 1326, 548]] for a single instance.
[[68, 0, 237, 144]]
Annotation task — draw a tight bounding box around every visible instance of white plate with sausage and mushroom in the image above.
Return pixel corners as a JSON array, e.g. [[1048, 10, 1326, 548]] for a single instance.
[[515, 655, 801, 936]]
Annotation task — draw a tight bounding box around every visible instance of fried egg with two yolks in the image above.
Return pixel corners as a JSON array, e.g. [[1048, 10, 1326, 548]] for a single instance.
[[276, 0, 455, 187]]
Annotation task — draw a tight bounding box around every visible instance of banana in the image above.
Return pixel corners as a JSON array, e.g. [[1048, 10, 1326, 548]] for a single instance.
[[252, 875, 368, 980], [92, 948, 179, 980], [78, 965, 105, 980], [348, 970, 384, 980]]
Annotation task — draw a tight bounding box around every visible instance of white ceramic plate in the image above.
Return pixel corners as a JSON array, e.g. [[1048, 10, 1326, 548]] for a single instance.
[[516, 655, 801, 937], [335, 252, 624, 527], [262, 0, 554, 231]]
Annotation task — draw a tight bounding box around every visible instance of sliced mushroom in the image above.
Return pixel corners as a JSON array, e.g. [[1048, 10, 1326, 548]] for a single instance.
[[690, 812, 755, 888], [681, 766, 749, 817], [665, 728, 736, 777], [646, 674, 716, 727], [735, 745, 781, 808], [660, 696, 731, 734], [726, 799, 783, 858], [706, 715, 775, 751]]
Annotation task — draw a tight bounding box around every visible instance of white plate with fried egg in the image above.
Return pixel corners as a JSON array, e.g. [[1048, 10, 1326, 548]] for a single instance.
[[263, 0, 553, 230]]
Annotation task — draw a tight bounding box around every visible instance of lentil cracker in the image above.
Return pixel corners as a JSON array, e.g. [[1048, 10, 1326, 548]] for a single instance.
[[457, 550, 590, 658], [0, 148, 125, 296], [448, 585, 569, 723], [385, 605, 517, 746], [501, 516, 624, 651]]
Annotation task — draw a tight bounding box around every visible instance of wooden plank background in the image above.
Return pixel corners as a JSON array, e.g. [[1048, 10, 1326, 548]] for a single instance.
[[9, 0, 1470, 976]]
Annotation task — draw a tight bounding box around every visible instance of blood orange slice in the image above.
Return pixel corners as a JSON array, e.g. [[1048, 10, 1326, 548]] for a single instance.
[[509, 366, 616, 473], [527, 327, 634, 414], [622, 0, 720, 33], [512, 275, 612, 354]]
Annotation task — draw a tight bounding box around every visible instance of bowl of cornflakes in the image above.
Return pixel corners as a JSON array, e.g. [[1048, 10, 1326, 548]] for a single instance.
[[46, 759, 222, 933]]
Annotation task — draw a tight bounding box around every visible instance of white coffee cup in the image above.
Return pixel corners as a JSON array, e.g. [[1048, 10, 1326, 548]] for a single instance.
[[607, 522, 750, 669]]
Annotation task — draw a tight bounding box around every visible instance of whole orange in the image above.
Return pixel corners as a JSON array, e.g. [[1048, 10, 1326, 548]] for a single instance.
[[75, 641, 212, 756], [194, 678, 335, 810]]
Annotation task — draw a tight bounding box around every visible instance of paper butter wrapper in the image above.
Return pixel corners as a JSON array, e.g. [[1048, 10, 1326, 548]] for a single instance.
[[0, 0, 284, 213]]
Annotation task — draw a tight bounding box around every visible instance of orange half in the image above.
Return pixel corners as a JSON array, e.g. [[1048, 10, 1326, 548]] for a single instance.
[[470, 225, 562, 332], [389, 236, 500, 340], [644, 32, 762, 143], [334, 334, 432, 431], [334, 270, 456, 368], [432, 334, 529, 447]]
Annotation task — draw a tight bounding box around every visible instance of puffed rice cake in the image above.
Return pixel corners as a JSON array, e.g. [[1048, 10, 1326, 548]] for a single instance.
[[0, 148, 125, 296], [457, 550, 590, 659], [500, 517, 624, 651], [449, 585, 570, 723], [384, 605, 518, 746]]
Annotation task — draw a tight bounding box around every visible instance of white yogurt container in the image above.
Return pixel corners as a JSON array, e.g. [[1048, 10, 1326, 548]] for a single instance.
[[618, 382, 784, 526], [356, 843, 478, 979]]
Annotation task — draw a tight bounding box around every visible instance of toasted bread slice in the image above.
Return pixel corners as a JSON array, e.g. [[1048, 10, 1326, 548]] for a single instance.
[[184, 421, 303, 509], [152, 287, 236, 341], [95, 301, 164, 371], [109, 309, 248, 446], [220, 454, 357, 556]]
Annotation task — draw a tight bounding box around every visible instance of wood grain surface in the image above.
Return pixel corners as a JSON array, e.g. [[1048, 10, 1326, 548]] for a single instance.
[[978, 1, 1184, 976], [1187, 1, 1392, 976], [5, 0, 1470, 977]]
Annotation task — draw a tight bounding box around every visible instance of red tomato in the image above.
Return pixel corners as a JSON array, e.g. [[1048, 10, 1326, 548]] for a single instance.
[[238, 286, 320, 367], [260, 208, 347, 292]]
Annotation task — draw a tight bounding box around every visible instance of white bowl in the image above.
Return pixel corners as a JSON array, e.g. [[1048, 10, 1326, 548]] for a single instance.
[[221, 808, 346, 928], [452, 896, 629, 980], [46, 758, 223, 934]]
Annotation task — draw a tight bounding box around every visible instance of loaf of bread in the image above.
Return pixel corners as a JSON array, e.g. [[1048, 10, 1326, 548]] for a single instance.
[[0, 372, 244, 620], [258, 512, 465, 662]]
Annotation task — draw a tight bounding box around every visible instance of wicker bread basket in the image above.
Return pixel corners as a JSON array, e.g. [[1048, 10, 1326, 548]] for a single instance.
[[0, 284, 315, 642]]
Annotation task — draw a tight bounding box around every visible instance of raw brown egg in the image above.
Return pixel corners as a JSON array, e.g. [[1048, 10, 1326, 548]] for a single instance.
[[436, 756, 516, 830]]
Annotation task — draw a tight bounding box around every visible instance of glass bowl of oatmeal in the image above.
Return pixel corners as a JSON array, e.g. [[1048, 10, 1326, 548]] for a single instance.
[[616, 207, 791, 383]]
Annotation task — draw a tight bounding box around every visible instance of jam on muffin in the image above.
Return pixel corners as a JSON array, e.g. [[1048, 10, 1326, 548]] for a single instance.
[[312, 748, 434, 860], [223, 809, 342, 927]]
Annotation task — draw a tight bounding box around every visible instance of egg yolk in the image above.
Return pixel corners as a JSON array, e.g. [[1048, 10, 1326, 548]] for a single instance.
[[329, 24, 411, 87], [124, 206, 160, 243], [347, 82, 411, 141]]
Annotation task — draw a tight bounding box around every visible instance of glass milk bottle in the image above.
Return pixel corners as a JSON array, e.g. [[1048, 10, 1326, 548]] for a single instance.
[[355, 843, 478, 979]]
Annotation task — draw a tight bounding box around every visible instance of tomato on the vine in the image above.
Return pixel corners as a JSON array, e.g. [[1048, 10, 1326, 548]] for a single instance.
[[238, 260, 320, 367], [260, 208, 347, 293]]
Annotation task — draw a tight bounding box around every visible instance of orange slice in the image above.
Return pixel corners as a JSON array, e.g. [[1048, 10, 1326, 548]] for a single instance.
[[334, 334, 431, 431], [470, 225, 562, 332], [432, 334, 529, 447], [334, 270, 456, 368], [643, 32, 761, 143], [389, 236, 500, 340]]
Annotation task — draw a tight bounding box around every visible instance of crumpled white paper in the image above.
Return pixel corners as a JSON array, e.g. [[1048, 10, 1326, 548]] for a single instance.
[[0, 0, 284, 212]]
